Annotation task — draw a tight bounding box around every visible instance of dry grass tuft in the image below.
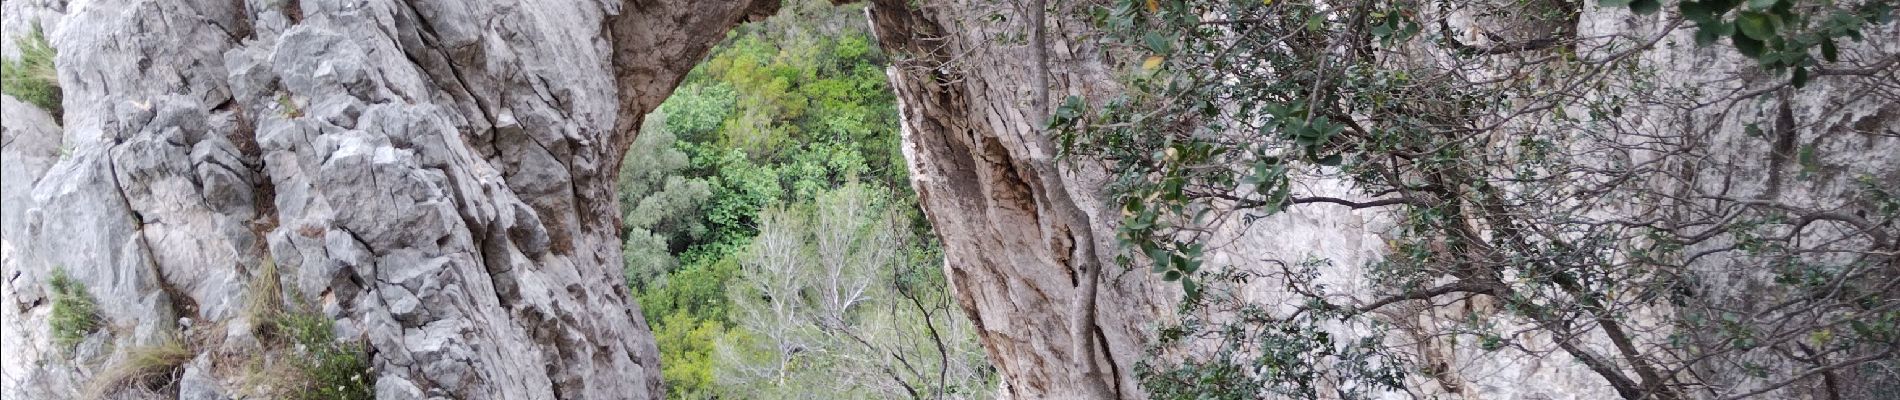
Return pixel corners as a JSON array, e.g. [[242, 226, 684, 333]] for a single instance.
[[84, 338, 193, 399]]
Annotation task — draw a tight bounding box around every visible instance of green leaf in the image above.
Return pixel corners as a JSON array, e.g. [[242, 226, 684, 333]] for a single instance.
[[1791, 65, 1809, 88], [1680, 1, 1710, 19], [1125, 213, 1152, 230], [1142, 32, 1172, 54], [1820, 38, 1839, 62], [1747, 0, 1777, 10], [1630, 0, 1663, 15], [1146, 245, 1171, 266], [1737, 12, 1775, 40], [1163, 270, 1182, 281], [1317, 154, 1344, 166], [1600, 0, 1634, 7], [1732, 32, 1765, 58], [1291, 125, 1318, 145]]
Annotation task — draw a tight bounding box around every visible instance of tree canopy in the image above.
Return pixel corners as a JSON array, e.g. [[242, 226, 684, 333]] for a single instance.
[[1049, 0, 1898, 398]]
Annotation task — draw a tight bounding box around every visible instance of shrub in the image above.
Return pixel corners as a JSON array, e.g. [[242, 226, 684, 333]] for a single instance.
[[242, 260, 373, 400], [1, 22, 60, 116], [273, 311, 373, 400], [48, 268, 101, 351]]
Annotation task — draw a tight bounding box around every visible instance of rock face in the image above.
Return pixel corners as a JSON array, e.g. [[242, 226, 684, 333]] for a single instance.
[[864, 1, 1162, 397], [2, 0, 776, 398]]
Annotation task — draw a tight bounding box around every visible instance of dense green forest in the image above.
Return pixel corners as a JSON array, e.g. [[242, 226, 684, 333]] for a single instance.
[[615, 2, 994, 398]]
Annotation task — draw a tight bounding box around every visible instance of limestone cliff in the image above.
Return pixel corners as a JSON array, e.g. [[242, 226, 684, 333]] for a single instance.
[[2, 0, 776, 398]]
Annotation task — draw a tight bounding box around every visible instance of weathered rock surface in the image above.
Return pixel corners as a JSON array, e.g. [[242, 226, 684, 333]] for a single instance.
[[865, 1, 1163, 397], [3, 0, 776, 398]]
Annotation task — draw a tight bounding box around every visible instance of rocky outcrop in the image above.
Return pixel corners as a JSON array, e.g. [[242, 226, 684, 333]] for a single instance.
[[2, 0, 776, 398]]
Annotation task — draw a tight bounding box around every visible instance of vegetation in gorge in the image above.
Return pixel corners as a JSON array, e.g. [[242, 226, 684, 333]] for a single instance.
[[1048, 0, 1899, 399], [719, 183, 991, 399], [618, 1, 993, 398]]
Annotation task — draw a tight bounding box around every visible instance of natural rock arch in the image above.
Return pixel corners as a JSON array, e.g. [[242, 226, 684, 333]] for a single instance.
[[3, 0, 1131, 397]]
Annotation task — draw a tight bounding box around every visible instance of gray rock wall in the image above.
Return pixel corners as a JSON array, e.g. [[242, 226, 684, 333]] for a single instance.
[[1, 0, 777, 398]]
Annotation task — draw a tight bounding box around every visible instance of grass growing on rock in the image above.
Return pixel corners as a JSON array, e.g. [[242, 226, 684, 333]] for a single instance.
[[48, 268, 100, 352], [273, 312, 373, 400], [2, 22, 60, 116], [240, 260, 374, 400], [85, 337, 193, 398]]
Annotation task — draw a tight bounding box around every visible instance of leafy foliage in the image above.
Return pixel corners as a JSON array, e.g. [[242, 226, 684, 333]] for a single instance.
[[272, 311, 373, 400], [1667, 0, 1894, 86], [618, 1, 990, 398], [621, 116, 715, 291], [1057, 0, 1899, 398], [240, 261, 373, 400], [654, 311, 728, 399]]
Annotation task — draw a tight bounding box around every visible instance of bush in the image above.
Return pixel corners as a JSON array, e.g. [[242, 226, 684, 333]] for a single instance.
[[242, 260, 373, 400], [653, 311, 725, 399], [2, 22, 61, 116], [48, 268, 101, 352], [273, 311, 373, 400]]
